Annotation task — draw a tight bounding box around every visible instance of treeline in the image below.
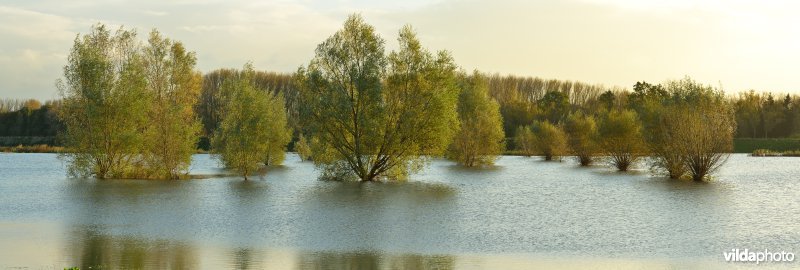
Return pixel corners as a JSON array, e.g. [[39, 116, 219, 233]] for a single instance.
[[733, 91, 800, 138], [8, 80, 798, 145], [197, 69, 297, 138], [0, 99, 61, 138]]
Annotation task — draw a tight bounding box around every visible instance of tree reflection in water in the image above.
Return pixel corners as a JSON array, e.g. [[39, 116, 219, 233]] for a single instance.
[[65, 227, 455, 270], [66, 226, 198, 269]]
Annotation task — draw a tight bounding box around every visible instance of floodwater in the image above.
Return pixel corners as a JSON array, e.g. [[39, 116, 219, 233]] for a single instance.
[[0, 153, 797, 269]]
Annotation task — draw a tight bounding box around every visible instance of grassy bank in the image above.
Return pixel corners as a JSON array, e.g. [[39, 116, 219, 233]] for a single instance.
[[733, 138, 800, 153], [751, 149, 800, 157], [0, 144, 64, 153]]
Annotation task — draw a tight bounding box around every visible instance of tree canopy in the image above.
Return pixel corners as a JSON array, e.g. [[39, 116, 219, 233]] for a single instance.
[[447, 72, 505, 167], [297, 15, 459, 181], [57, 24, 151, 178], [212, 64, 291, 180]]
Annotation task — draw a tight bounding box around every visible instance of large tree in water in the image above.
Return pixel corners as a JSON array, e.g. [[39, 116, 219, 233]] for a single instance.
[[297, 15, 460, 181], [57, 24, 150, 179]]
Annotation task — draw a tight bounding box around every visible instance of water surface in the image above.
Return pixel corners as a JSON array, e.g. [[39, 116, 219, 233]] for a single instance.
[[0, 153, 797, 269]]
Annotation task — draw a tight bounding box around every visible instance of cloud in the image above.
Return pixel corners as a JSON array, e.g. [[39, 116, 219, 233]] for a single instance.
[[0, 5, 83, 99], [0, 6, 79, 40]]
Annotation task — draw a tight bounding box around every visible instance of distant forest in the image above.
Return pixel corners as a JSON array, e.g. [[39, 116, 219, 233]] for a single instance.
[[1, 72, 799, 147]]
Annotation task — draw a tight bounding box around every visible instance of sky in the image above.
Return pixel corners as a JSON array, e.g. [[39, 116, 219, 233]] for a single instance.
[[1, 0, 799, 100]]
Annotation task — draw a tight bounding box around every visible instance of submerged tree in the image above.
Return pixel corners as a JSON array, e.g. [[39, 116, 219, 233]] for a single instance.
[[262, 90, 292, 167], [212, 64, 290, 180], [297, 15, 460, 181], [564, 113, 599, 166], [57, 24, 150, 178], [678, 106, 735, 181], [294, 134, 312, 161], [141, 30, 203, 179], [514, 126, 536, 157], [653, 78, 734, 181], [447, 72, 505, 167], [598, 109, 647, 171], [530, 121, 569, 161]]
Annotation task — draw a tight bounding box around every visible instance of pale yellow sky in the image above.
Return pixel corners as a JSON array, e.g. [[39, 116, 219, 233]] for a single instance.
[[1, 0, 798, 100]]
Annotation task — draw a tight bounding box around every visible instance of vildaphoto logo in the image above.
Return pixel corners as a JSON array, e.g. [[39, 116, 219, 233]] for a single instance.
[[724, 249, 795, 264]]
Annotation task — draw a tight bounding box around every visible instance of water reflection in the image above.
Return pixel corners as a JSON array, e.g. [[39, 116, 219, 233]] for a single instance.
[[64, 226, 456, 270], [1, 154, 797, 269], [298, 252, 454, 270], [66, 226, 198, 269], [303, 181, 456, 205]]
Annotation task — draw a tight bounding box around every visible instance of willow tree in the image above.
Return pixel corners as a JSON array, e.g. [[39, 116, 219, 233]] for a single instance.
[[141, 30, 203, 179], [653, 78, 735, 181], [564, 113, 599, 166], [57, 24, 150, 178], [212, 64, 290, 180], [447, 72, 505, 167], [514, 126, 536, 157], [294, 134, 312, 161], [674, 105, 734, 181], [261, 89, 292, 167], [598, 109, 648, 171], [530, 121, 569, 161], [297, 15, 459, 181]]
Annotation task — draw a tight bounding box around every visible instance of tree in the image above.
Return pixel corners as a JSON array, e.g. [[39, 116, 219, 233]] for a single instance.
[[295, 134, 312, 161], [537, 91, 570, 124], [197, 69, 297, 138], [447, 72, 505, 167], [514, 125, 536, 157], [597, 90, 616, 111], [654, 78, 735, 181], [57, 24, 150, 179], [733, 90, 762, 138], [530, 121, 569, 161], [297, 15, 459, 181], [564, 113, 599, 166], [761, 93, 783, 138], [651, 106, 690, 179], [212, 64, 290, 180], [261, 90, 292, 167], [141, 30, 203, 179], [598, 109, 647, 171]]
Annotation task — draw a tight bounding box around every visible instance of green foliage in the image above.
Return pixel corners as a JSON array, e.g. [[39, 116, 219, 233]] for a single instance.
[[141, 30, 203, 179], [734, 138, 800, 153], [514, 125, 536, 157], [656, 78, 734, 181], [484, 74, 612, 139], [0, 99, 62, 137], [537, 91, 571, 124], [56, 24, 206, 180], [447, 72, 505, 167], [294, 134, 312, 161], [632, 78, 735, 181], [752, 149, 800, 157], [732, 91, 800, 138], [597, 91, 617, 111], [197, 69, 297, 138], [57, 24, 151, 179], [564, 113, 599, 166], [262, 90, 292, 167], [297, 15, 459, 181], [530, 121, 569, 161], [212, 64, 291, 180], [598, 109, 647, 171]]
